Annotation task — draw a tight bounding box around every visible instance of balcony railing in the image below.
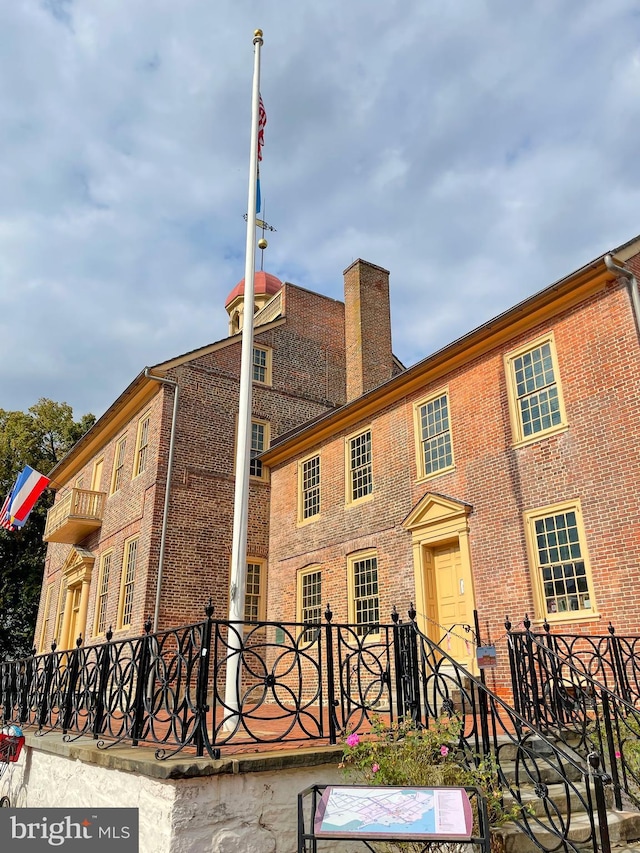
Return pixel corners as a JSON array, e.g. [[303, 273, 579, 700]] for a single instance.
[[43, 488, 106, 544]]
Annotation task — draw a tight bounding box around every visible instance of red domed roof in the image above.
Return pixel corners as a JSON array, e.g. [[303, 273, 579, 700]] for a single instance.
[[225, 271, 283, 308]]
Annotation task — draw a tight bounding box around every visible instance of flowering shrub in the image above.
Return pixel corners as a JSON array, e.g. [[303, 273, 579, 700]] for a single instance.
[[341, 715, 521, 853], [342, 715, 465, 789]]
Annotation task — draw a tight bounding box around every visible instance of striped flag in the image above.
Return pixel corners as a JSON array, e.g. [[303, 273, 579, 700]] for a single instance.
[[257, 94, 266, 161], [0, 482, 16, 531], [6, 466, 50, 529]]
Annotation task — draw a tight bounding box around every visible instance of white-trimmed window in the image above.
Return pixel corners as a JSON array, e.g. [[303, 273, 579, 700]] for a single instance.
[[415, 390, 453, 479], [39, 586, 53, 653], [346, 429, 372, 503], [250, 419, 270, 479], [110, 436, 127, 494], [525, 501, 597, 622], [55, 580, 67, 646], [118, 537, 139, 629], [134, 414, 151, 477], [252, 345, 272, 385], [505, 334, 567, 445], [349, 551, 380, 636], [298, 567, 322, 642], [299, 454, 321, 521], [244, 560, 266, 623], [94, 551, 113, 636]]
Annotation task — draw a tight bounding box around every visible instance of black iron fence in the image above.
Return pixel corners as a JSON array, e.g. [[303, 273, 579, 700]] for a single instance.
[[1, 603, 414, 760], [1, 605, 621, 852], [507, 616, 640, 812]]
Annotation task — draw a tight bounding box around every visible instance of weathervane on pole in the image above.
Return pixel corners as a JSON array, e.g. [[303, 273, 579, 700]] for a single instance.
[[243, 209, 277, 271]]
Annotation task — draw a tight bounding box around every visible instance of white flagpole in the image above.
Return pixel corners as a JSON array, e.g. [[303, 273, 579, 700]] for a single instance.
[[224, 28, 264, 728]]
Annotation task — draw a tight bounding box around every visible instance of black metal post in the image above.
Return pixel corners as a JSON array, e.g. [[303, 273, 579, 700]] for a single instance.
[[407, 604, 422, 726], [324, 605, 338, 745], [474, 609, 491, 758], [589, 752, 612, 853], [132, 620, 153, 746], [600, 692, 623, 811], [524, 614, 543, 729], [541, 618, 565, 726], [608, 623, 631, 704], [19, 654, 34, 724], [62, 635, 83, 733], [38, 643, 57, 730], [390, 606, 405, 721], [195, 601, 214, 757], [504, 616, 523, 717], [93, 627, 113, 739]]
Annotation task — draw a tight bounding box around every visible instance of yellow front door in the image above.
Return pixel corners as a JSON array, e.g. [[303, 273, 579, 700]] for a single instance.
[[424, 542, 475, 669]]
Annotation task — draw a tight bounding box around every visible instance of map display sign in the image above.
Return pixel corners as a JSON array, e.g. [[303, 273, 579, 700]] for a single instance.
[[314, 785, 473, 840]]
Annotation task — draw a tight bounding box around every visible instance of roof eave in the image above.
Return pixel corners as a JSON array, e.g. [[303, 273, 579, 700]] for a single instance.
[[262, 253, 619, 467]]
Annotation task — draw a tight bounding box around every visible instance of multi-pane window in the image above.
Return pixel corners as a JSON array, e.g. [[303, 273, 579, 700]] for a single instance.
[[351, 553, 380, 636], [250, 420, 268, 478], [95, 552, 112, 636], [134, 415, 150, 477], [119, 538, 138, 628], [299, 569, 322, 642], [348, 430, 372, 502], [111, 437, 127, 494], [506, 336, 566, 443], [417, 392, 453, 478], [252, 346, 270, 384], [301, 455, 321, 520], [526, 503, 595, 619], [55, 581, 67, 645], [39, 586, 52, 653], [244, 561, 264, 622]]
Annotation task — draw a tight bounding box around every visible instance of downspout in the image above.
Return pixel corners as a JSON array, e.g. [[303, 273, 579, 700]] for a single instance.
[[143, 368, 179, 632], [604, 254, 640, 341]]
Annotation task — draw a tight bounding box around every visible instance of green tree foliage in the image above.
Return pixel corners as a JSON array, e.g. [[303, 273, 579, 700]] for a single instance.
[[0, 399, 96, 661]]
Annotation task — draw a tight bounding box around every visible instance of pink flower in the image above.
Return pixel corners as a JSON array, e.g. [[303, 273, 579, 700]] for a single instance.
[[615, 750, 621, 759], [440, 745, 449, 757], [346, 733, 360, 747], [372, 763, 380, 773]]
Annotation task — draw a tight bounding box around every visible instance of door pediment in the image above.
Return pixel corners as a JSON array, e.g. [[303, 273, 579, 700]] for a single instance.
[[402, 492, 472, 539], [61, 546, 95, 586]]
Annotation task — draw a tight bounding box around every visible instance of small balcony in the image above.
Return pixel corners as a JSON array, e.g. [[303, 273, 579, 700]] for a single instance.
[[43, 488, 106, 544]]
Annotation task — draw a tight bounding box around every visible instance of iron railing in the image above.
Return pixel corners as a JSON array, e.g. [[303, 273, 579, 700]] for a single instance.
[[0, 603, 406, 760], [507, 616, 640, 812], [0, 604, 619, 853]]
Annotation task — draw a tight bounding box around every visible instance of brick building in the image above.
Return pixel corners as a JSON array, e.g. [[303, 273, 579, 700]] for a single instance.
[[35, 272, 355, 651], [35, 235, 640, 688], [263, 237, 640, 688]]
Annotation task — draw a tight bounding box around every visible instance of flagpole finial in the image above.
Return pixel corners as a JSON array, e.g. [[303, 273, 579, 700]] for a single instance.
[[254, 29, 263, 44]]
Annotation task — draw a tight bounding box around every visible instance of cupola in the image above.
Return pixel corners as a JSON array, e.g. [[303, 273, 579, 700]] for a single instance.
[[225, 271, 283, 335]]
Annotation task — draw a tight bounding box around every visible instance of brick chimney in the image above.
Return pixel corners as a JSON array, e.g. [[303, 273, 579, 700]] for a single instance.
[[343, 259, 393, 402]]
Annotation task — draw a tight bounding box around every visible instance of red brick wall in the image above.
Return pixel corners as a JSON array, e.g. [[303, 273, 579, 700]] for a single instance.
[[35, 282, 348, 646], [36, 388, 164, 650], [268, 272, 640, 692]]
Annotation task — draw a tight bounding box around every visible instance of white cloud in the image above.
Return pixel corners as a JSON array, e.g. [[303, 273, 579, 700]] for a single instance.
[[0, 0, 639, 417]]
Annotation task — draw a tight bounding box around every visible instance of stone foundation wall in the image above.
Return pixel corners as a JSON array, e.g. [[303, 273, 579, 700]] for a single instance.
[[0, 735, 344, 853]]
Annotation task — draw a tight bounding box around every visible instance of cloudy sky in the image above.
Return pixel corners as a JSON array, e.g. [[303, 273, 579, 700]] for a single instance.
[[1, 1, 639, 419]]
